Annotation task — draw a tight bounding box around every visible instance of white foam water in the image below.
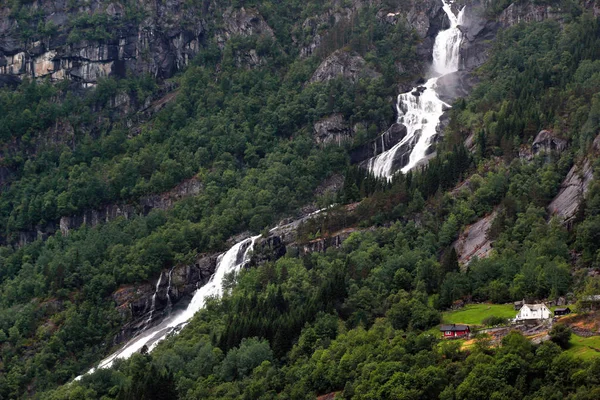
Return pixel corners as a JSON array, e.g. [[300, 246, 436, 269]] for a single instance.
[[367, 0, 465, 178], [75, 235, 260, 379]]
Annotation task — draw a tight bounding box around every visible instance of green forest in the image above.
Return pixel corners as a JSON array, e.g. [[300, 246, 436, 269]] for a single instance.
[[0, 0, 600, 399]]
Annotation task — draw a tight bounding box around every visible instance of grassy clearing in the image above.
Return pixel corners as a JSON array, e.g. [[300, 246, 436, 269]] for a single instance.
[[565, 334, 600, 360], [442, 304, 516, 326]]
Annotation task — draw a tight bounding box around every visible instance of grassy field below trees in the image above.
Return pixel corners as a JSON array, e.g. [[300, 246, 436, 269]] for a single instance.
[[441, 304, 516, 325]]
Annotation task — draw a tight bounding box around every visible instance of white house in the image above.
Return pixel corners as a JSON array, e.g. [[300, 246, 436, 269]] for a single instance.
[[515, 303, 551, 321]]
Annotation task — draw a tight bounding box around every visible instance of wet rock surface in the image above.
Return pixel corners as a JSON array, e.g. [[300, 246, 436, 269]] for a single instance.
[[350, 123, 407, 164], [112, 252, 219, 345]]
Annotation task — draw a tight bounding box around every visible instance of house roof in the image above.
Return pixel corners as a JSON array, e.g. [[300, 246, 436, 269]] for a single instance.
[[440, 324, 469, 331], [522, 303, 547, 311], [554, 307, 570, 312]]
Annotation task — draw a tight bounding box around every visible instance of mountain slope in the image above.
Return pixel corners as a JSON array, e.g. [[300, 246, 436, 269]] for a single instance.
[[1, 0, 600, 399]]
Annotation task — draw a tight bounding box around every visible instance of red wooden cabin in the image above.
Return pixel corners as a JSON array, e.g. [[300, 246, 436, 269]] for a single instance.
[[440, 324, 470, 338]]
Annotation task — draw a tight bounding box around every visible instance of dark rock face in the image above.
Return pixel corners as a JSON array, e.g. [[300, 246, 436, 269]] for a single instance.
[[498, 1, 563, 27], [0, 1, 274, 86], [350, 123, 407, 164], [314, 114, 353, 145], [112, 252, 218, 345], [453, 210, 497, 266], [532, 130, 568, 155], [0, 2, 206, 84], [310, 50, 380, 84]]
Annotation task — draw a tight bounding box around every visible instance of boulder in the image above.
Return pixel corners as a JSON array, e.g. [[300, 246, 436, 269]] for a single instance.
[[532, 130, 568, 155]]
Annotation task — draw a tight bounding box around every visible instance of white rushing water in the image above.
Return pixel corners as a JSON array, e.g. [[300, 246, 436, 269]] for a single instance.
[[76, 234, 260, 379], [367, 0, 464, 179]]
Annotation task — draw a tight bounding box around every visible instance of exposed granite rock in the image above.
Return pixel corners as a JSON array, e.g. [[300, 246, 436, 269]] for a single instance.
[[404, 0, 448, 39], [498, 1, 563, 27], [0, 1, 275, 86], [350, 122, 407, 164], [310, 50, 380, 84], [459, 2, 499, 71], [453, 210, 497, 265], [435, 71, 478, 103], [532, 130, 568, 155], [291, 228, 358, 256], [314, 114, 353, 145], [139, 177, 203, 213], [219, 7, 274, 42], [548, 160, 594, 225]]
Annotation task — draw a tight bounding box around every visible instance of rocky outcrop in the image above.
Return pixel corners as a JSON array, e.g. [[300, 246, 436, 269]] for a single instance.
[[10, 176, 203, 247], [112, 252, 219, 344], [219, 7, 274, 41], [458, 2, 499, 71], [548, 160, 594, 225], [453, 211, 497, 265], [404, 0, 448, 39], [0, 2, 206, 85], [0, 1, 274, 86], [310, 50, 380, 84], [314, 114, 353, 145], [436, 71, 478, 103], [532, 130, 568, 155], [498, 1, 563, 27], [384, 0, 449, 66], [350, 122, 407, 164]]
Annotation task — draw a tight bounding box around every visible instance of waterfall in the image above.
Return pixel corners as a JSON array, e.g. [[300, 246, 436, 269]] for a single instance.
[[165, 267, 174, 311], [75, 234, 261, 379], [143, 272, 163, 330], [366, 0, 464, 179]]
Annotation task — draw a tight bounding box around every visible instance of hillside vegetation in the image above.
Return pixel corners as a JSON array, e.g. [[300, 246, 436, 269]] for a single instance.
[[0, 0, 600, 399]]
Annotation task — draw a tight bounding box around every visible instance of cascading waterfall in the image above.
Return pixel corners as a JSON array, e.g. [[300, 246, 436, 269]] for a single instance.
[[143, 272, 163, 329], [367, 0, 464, 179], [76, 234, 261, 379], [165, 267, 174, 311]]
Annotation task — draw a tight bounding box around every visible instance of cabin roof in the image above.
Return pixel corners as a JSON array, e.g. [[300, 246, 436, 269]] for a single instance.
[[440, 324, 469, 331], [522, 303, 547, 311]]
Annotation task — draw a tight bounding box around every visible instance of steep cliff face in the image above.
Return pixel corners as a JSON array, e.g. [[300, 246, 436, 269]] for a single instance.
[[547, 134, 600, 225], [548, 160, 594, 224], [0, 1, 276, 86], [498, 1, 563, 27], [0, 1, 206, 85]]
